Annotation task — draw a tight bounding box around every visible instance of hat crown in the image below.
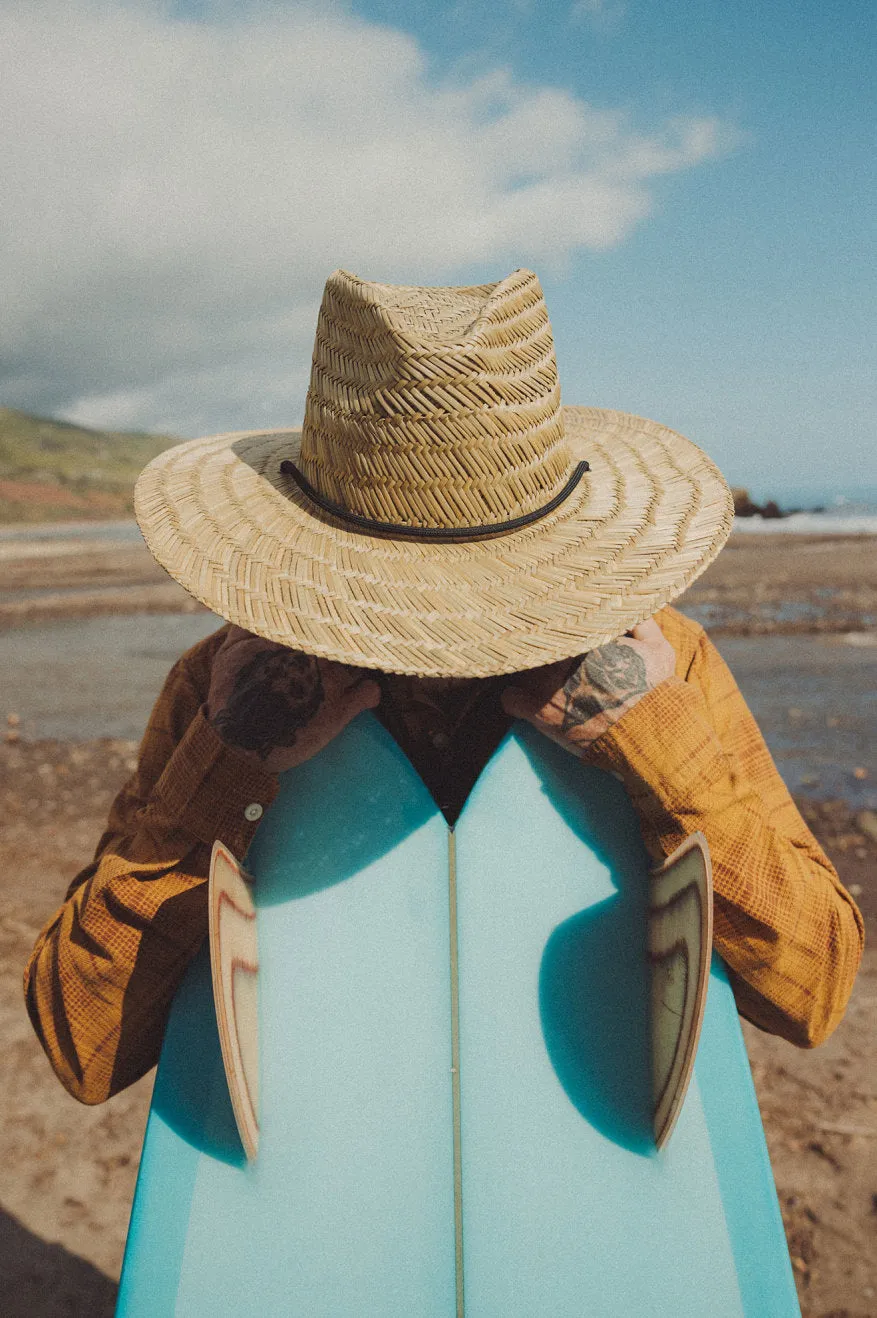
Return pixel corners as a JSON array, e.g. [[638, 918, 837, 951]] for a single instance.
[[298, 268, 571, 530]]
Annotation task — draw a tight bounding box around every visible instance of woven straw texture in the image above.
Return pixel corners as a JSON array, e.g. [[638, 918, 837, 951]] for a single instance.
[[298, 268, 569, 529], [135, 405, 734, 677], [135, 267, 734, 675]]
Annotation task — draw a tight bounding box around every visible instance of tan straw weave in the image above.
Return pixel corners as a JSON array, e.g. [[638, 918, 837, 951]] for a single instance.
[[135, 268, 734, 677]]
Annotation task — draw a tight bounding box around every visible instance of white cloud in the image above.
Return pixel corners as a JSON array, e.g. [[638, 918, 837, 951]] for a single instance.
[[0, 0, 731, 435]]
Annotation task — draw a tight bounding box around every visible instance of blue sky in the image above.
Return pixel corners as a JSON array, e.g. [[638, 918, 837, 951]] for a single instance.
[[343, 0, 876, 504], [2, 0, 874, 502]]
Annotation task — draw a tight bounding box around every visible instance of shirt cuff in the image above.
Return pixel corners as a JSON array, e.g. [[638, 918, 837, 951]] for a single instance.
[[142, 706, 281, 857]]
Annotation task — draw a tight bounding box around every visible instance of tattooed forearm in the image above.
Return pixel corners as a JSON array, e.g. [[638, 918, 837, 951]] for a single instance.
[[559, 643, 648, 734], [501, 617, 675, 756], [212, 650, 324, 759]]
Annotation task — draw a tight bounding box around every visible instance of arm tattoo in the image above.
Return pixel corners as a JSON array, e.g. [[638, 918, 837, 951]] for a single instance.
[[212, 651, 324, 759], [559, 643, 648, 734]]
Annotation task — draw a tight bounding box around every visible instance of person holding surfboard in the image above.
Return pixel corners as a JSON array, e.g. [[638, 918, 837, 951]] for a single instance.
[[23, 268, 865, 1316], [25, 266, 863, 1106]]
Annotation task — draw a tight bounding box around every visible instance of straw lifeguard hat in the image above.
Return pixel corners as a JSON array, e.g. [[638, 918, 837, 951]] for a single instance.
[[135, 268, 733, 677]]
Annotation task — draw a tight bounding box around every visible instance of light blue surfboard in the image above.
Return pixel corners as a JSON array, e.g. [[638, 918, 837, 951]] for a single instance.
[[116, 715, 800, 1317]]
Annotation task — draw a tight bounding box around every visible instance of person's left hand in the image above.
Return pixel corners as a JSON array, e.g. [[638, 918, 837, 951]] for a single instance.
[[501, 618, 676, 756]]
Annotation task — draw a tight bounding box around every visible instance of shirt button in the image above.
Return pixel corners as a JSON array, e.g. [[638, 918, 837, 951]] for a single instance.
[[431, 731, 451, 751], [244, 802, 263, 822]]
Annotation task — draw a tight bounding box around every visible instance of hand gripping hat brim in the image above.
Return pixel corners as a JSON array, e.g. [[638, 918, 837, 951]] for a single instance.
[[135, 270, 734, 677]]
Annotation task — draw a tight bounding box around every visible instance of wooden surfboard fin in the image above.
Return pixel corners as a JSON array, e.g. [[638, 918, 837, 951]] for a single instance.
[[649, 831, 713, 1151], [208, 840, 260, 1162]]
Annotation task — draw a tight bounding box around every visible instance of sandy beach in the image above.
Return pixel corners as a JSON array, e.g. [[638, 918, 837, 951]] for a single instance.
[[1, 526, 875, 1317]]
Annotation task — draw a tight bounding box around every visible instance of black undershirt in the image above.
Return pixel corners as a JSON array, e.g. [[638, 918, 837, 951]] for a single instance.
[[371, 675, 514, 827]]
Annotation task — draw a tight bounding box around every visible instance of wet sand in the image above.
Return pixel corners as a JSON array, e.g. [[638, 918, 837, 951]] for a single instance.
[[1, 526, 876, 1317], [680, 531, 877, 635]]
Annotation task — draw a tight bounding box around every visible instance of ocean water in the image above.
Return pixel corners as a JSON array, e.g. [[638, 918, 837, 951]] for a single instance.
[[733, 511, 877, 535], [732, 495, 877, 535]]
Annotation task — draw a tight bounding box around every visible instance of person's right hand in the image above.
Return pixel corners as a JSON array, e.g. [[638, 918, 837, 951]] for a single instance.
[[206, 626, 381, 775]]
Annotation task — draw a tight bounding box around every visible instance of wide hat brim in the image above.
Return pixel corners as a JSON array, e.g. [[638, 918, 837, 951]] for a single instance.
[[134, 406, 733, 677]]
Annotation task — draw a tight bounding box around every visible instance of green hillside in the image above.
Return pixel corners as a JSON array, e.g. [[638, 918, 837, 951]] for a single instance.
[[0, 408, 180, 522]]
